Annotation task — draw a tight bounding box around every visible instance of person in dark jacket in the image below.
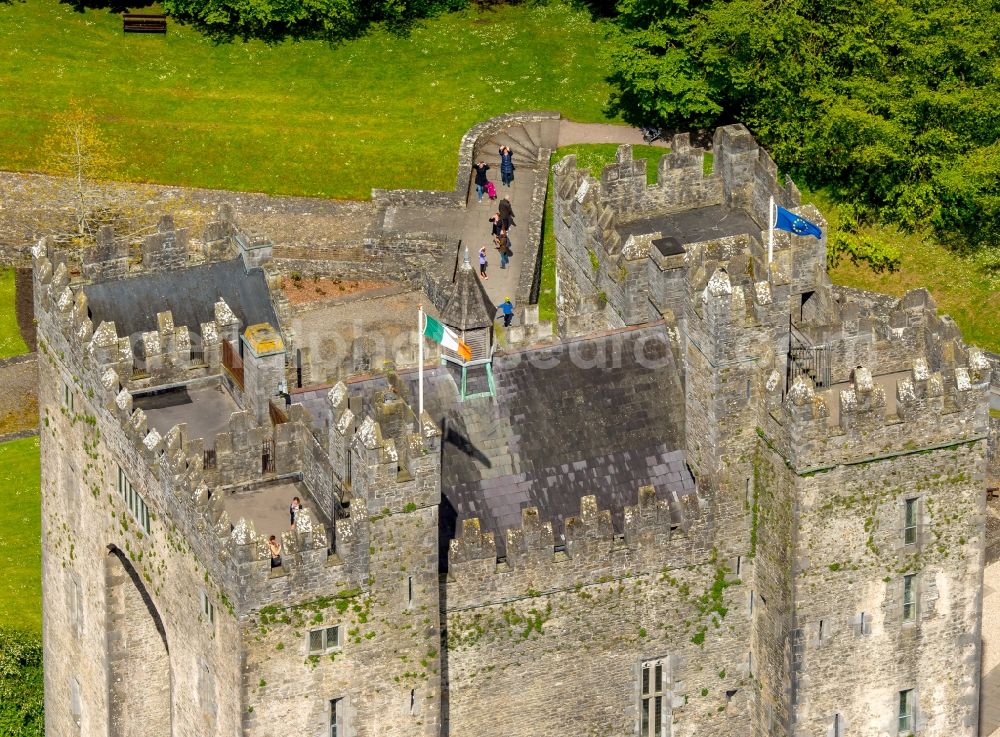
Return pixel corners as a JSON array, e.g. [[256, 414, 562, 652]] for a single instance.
[[489, 212, 504, 238], [498, 197, 514, 230], [499, 146, 514, 187], [472, 161, 490, 203]]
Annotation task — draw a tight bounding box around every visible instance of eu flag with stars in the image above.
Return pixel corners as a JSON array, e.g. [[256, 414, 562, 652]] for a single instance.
[[775, 206, 822, 239]]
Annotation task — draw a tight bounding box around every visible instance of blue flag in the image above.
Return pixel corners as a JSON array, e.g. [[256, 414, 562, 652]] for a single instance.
[[775, 206, 822, 239]]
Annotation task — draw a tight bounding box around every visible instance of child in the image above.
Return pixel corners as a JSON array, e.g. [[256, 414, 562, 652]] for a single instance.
[[479, 246, 489, 280]]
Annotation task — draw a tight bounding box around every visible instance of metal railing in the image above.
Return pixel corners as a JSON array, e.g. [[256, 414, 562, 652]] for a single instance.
[[788, 319, 831, 388]]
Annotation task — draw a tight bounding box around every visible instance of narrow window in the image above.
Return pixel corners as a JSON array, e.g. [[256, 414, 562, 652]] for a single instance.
[[201, 591, 215, 625], [330, 698, 341, 737], [309, 626, 341, 654], [749, 591, 754, 615], [640, 658, 667, 737], [748, 651, 753, 676], [736, 556, 742, 577], [859, 611, 869, 635], [818, 619, 826, 643], [410, 688, 416, 715], [745, 379, 752, 401], [64, 382, 74, 411], [898, 689, 914, 734], [902, 575, 916, 623], [68, 572, 83, 637], [745, 478, 751, 506], [904, 498, 918, 545], [833, 712, 842, 737], [69, 676, 82, 727], [117, 466, 150, 534], [407, 575, 413, 606]]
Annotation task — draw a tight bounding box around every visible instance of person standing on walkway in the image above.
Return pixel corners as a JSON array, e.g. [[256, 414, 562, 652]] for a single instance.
[[499, 146, 514, 187], [473, 161, 490, 203], [500, 298, 514, 327], [499, 197, 515, 230], [479, 246, 489, 279], [495, 230, 511, 269], [289, 496, 301, 529], [489, 211, 504, 238]]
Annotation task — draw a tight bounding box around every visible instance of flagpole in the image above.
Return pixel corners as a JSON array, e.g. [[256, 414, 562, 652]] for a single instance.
[[768, 196, 775, 265], [418, 305, 424, 424]]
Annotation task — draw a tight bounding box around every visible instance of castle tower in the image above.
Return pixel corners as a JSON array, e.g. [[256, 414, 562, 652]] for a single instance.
[[750, 295, 990, 737], [34, 225, 446, 736]]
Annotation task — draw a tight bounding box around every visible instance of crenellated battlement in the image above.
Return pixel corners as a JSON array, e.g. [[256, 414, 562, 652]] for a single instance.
[[763, 337, 991, 472], [447, 486, 707, 599], [325, 379, 442, 517], [77, 207, 254, 281], [552, 125, 820, 335], [31, 241, 407, 611]]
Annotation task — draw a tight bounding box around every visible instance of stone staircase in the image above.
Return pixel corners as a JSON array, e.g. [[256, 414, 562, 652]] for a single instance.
[[474, 120, 551, 170]]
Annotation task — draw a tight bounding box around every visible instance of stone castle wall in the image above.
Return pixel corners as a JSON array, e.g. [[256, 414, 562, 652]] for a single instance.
[[551, 124, 803, 337], [444, 486, 755, 737]]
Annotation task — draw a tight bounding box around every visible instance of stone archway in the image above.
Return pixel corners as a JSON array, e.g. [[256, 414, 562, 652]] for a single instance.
[[105, 545, 172, 737]]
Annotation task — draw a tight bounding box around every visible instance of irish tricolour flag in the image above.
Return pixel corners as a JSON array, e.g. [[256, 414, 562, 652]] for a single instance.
[[423, 314, 472, 361]]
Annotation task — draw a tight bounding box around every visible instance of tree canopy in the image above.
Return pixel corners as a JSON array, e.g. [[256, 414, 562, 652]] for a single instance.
[[161, 0, 468, 41], [606, 0, 1000, 248]]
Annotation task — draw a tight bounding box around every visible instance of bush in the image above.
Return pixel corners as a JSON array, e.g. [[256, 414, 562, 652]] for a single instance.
[[162, 0, 469, 42], [0, 628, 44, 737]]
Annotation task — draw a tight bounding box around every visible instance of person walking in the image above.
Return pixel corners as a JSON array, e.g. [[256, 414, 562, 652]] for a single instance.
[[499, 298, 514, 327], [472, 161, 490, 203], [499, 197, 515, 230], [499, 146, 514, 187], [478, 246, 489, 280], [495, 229, 511, 269]]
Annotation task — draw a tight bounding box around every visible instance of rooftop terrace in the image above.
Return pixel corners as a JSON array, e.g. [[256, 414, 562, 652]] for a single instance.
[[135, 382, 240, 446], [221, 479, 330, 545]]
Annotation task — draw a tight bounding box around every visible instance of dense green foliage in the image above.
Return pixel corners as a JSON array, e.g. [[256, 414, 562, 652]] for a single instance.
[[606, 0, 1000, 248], [162, 0, 466, 41], [0, 628, 44, 737]]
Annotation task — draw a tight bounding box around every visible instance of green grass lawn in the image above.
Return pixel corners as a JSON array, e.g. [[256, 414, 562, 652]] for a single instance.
[[0, 0, 615, 200], [538, 143, 674, 322], [0, 269, 29, 359], [801, 189, 1000, 353], [0, 437, 42, 634]]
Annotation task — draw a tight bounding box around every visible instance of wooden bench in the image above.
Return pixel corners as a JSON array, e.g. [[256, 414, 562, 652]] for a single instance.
[[122, 13, 167, 34]]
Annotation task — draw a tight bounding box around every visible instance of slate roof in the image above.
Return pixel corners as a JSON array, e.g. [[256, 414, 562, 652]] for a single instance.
[[438, 253, 496, 330], [617, 204, 760, 245], [298, 323, 693, 565], [83, 257, 278, 338]]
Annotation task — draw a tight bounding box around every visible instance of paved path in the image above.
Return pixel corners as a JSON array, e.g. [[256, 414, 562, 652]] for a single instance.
[[557, 120, 670, 149], [458, 170, 537, 307]]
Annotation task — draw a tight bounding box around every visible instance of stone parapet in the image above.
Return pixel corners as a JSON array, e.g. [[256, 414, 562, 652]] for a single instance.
[[447, 486, 710, 608]]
